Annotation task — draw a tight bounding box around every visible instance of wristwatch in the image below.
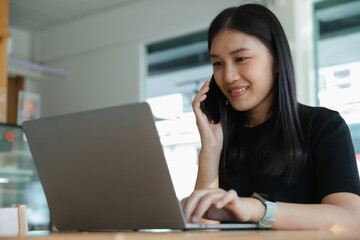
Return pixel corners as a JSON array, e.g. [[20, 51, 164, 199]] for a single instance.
[[251, 192, 277, 229]]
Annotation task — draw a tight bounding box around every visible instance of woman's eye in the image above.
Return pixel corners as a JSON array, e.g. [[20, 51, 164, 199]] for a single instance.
[[236, 57, 247, 62], [212, 62, 221, 67]]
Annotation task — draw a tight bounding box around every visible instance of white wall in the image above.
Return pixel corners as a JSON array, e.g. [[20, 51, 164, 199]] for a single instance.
[[8, 27, 42, 94], [8, 27, 33, 61]]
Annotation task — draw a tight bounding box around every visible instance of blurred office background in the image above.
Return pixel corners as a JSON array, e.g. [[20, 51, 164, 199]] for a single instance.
[[1, 0, 359, 230]]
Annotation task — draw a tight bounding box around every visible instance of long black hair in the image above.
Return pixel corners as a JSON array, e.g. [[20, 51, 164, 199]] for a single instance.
[[208, 4, 307, 185]]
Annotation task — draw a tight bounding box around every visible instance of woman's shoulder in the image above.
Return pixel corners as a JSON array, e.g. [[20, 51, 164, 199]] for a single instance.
[[297, 103, 346, 132], [298, 103, 341, 123]]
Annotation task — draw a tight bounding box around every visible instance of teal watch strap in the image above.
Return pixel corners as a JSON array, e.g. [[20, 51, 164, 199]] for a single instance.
[[251, 192, 277, 229]]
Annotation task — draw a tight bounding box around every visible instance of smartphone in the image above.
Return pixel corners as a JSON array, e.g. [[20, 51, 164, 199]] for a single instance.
[[200, 75, 222, 124]]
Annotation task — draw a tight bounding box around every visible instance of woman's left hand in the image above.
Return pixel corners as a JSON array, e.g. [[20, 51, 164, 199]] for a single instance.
[[181, 188, 265, 223]]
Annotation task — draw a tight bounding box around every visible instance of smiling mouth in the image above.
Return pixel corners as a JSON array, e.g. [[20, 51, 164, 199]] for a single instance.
[[228, 86, 249, 98], [229, 86, 249, 93]]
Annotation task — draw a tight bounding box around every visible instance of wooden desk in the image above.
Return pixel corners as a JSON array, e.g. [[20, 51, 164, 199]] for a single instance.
[[2, 230, 360, 240]]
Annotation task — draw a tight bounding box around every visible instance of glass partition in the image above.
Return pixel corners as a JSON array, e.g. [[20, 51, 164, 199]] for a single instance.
[[0, 123, 50, 230]]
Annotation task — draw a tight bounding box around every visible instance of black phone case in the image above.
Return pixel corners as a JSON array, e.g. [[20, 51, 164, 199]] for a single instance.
[[200, 75, 222, 124]]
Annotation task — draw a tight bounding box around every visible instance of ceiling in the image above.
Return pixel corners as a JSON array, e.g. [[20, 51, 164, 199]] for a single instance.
[[9, 0, 136, 31]]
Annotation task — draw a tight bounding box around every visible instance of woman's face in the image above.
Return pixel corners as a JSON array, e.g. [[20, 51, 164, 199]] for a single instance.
[[210, 29, 276, 118]]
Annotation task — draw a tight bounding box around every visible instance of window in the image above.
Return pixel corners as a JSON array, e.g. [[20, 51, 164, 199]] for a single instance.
[[314, 0, 360, 174], [146, 31, 212, 199]]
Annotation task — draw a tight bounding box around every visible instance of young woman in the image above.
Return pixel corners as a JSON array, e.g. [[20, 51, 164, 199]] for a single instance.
[[182, 4, 360, 230]]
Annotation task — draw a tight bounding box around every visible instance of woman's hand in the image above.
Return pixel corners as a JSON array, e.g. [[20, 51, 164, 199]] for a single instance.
[[181, 188, 265, 224], [192, 81, 223, 152]]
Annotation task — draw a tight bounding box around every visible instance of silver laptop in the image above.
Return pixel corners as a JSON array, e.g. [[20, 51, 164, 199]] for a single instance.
[[23, 102, 257, 231]]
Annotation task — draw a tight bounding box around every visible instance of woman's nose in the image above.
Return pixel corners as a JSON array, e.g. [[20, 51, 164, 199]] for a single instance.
[[224, 64, 240, 83]]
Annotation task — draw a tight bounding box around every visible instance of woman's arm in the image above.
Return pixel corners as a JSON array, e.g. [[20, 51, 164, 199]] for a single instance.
[[273, 192, 360, 231], [195, 149, 220, 189], [182, 189, 360, 231]]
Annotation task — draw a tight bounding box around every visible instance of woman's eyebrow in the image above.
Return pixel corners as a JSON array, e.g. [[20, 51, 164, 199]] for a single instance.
[[210, 47, 250, 58], [230, 47, 250, 55]]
